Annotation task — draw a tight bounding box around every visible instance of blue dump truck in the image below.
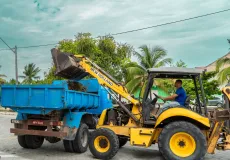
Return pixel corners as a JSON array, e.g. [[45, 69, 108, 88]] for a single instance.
[[0, 78, 112, 153]]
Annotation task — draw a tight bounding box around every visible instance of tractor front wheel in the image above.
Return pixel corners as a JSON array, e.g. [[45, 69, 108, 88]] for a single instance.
[[158, 121, 207, 160], [89, 128, 119, 159]]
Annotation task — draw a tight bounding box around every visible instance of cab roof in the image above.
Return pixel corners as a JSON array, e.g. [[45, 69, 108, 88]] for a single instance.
[[147, 67, 204, 79]]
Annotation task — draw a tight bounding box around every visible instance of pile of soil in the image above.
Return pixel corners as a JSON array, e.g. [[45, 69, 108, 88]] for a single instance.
[[68, 81, 86, 92]]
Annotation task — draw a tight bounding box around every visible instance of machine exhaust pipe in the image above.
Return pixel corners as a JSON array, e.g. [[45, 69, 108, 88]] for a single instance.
[[51, 48, 88, 80]]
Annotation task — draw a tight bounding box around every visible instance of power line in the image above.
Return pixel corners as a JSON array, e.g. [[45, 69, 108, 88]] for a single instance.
[[18, 43, 58, 49], [110, 8, 230, 36], [0, 43, 57, 51], [0, 8, 230, 51]]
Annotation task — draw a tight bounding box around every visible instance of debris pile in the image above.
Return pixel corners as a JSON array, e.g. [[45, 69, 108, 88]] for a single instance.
[[68, 81, 86, 92]]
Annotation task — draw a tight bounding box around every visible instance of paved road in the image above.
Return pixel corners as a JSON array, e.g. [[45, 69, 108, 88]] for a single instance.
[[0, 113, 229, 160]]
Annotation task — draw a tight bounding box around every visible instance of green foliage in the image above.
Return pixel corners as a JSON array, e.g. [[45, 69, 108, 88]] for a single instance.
[[33, 66, 63, 84], [0, 65, 6, 84], [175, 60, 187, 68], [125, 45, 171, 93], [19, 63, 41, 84], [183, 71, 221, 100], [58, 33, 133, 81], [5, 79, 18, 85], [216, 57, 230, 84]]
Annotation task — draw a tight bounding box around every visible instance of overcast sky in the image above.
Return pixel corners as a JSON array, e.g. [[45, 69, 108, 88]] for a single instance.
[[0, 0, 230, 80]]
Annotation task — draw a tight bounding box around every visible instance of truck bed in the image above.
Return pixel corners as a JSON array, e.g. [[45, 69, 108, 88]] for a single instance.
[[0, 80, 101, 114]]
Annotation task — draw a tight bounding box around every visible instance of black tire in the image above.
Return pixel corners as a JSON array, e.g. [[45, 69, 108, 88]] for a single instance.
[[25, 135, 44, 149], [158, 121, 207, 160], [89, 128, 119, 159], [118, 136, 128, 148], [72, 123, 89, 153], [18, 135, 29, 148], [63, 123, 89, 153], [63, 139, 74, 152]]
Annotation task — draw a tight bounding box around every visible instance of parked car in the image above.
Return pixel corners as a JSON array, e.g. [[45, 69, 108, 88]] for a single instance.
[[207, 97, 223, 107]]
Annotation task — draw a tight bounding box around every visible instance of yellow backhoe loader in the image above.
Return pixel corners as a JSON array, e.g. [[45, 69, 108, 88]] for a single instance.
[[51, 48, 230, 160]]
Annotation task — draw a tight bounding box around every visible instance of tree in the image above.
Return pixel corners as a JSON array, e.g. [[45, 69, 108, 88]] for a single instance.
[[33, 65, 63, 84], [215, 39, 230, 84], [6, 79, 17, 85], [0, 65, 6, 84], [19, 63, 40, 84], [183, 71, 221, 100], [125, 45, 172, 93], [175, 60, 187, 68], [216, 57, 230, 84], [58, 33, 133, 81]]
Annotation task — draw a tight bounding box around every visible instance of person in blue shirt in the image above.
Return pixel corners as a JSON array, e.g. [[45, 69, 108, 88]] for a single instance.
[[159, 79, 187, 111]]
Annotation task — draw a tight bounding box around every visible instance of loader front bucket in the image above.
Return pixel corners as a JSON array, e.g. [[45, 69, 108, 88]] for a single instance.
[[51, 48, 88, 80]]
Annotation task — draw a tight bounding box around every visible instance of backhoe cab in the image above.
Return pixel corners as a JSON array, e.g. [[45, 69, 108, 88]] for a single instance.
[[51, 48, 230, 160]]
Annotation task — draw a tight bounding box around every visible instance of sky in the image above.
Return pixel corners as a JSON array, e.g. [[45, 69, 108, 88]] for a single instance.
[[0, 0, 230, 81]]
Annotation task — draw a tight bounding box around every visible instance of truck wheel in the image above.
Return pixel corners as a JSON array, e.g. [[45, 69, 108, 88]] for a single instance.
[[63, 123, 89, 153], [118, 136, 128, 148], [25, 135, 44, 149], [89, 128, 119, 159], [63, 140, 74, 152], [72, 123, 89, 153], [18, 135, 28, 148], [158, 121, 207, 160]]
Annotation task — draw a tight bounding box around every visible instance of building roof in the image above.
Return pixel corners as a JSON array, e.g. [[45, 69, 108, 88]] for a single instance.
[[197, 52, 230, 69]]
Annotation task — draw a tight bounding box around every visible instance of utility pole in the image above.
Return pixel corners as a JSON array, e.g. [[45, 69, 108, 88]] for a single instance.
[[0, 37, 19, 84], [14, 46, 18, 84]]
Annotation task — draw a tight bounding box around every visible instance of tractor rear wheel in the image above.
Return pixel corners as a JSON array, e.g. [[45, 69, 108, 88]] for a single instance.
[[89, 128, 119, 159], [158, 121, 207, 160]]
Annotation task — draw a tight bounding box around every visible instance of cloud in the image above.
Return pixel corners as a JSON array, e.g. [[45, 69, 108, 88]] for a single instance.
[[0, 0, 230, 81]]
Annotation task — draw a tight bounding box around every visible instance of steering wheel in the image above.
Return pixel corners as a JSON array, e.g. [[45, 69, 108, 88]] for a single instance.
[[153, 93, 166, 103]]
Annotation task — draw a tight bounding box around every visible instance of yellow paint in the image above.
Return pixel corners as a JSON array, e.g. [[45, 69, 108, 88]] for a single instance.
[[222, 87, 230, 100], [97, 125, 130, 136], [130, 128, 154, 147], [155, 108, 210, 128], [169, 132, 196, 157], [94, 136, 110, 153], [97, 109, 107, 126], [207, 122, 224, 154], [151, 128, 162, 144], [224, 135, 230, 150]]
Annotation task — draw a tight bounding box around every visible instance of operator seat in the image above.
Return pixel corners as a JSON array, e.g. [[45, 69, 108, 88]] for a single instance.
[[184, 95, 192, 109]]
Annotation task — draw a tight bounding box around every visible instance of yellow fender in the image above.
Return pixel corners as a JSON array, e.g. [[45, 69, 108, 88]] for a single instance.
[[155, 108, 210, 128]]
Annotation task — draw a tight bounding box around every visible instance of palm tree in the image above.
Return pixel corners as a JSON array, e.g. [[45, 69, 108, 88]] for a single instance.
[[215, 40, 230, 84], [125, 45, 172, 93], [216, 57, 230, 84], [19, 63, 40, 84]]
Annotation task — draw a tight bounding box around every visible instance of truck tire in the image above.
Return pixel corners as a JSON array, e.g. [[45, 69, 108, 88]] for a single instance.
[[63, 123, 89, 153], [63, 139, 74, 152], [118, 136, 128, 148], [89, 128, 119, 159], [72, 123, 89, 153], [158, 121, 207, 160], [25, 135, 44, 149], [18, 135, 28, 148]]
